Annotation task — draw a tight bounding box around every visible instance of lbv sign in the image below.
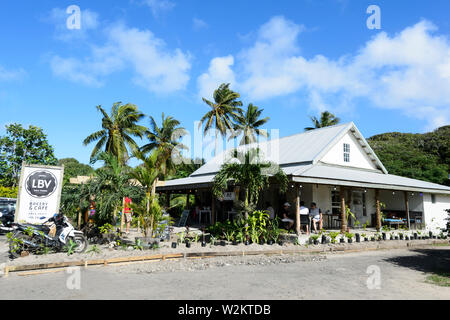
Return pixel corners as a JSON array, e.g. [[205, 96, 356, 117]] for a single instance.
[[15, 164, 64, 224]]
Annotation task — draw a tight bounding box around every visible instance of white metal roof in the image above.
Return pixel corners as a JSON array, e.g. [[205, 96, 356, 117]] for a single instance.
[[156, 122, 450, 194]]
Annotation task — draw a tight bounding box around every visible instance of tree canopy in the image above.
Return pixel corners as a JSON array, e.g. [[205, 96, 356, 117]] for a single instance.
[[0, 123, 57, 187]]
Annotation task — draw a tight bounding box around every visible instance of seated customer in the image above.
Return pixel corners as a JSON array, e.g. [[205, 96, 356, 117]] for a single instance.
[[309, 202, 323, 233], [299, 201, 310, 235], [281, 202, 294, 231]]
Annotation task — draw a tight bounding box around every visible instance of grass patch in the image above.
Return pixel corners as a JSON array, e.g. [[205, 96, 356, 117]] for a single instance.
[[425, 273, 450, 287]]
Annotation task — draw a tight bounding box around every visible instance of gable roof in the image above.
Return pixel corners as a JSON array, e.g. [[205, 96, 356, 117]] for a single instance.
[[190, 122, 386, 177]]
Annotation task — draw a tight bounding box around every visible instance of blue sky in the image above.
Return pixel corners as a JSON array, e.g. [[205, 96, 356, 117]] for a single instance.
[[1, 0, 450, 165]]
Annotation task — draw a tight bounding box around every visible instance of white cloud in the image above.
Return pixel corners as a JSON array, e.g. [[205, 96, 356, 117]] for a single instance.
[[193, 18, 208, 31], [200, 16, 450, 129], [50, 23, 191, 93], [0, 65, 26, 81], [47, 7, 99, 41], [142, 0, 175, 17], [197, 55, 236, 100]]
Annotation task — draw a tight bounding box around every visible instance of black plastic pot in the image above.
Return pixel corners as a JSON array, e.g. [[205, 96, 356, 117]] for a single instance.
[[433, 236, 437, 239], [201, 241, 206, 247], [399, 234, 404, 240], [278, 241, 284, 246], [340, 238, 345, 243], [220, 240, 226, 246], [171, 242, 177, 248], [232, 240, 238, 245], [314, 239, 319, 245], [371, 237, 375, 242], [364, 238, 368, 242], [429, 231, 433, 238], [186, 242, 191, 248], [395, 236, 399, 240], [382, 233, 386, 240], [405, 236, 409, 240], [245, 240, 250, 246], [260, 239, 265, 245], [355, 234, 360, 243], [268, 240, 274, 245], [414, 233, 418, 239], [347, 239, 352, 243]]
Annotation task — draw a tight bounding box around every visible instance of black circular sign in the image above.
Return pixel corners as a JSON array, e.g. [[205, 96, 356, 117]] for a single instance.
[[25, 171, 58, 198]]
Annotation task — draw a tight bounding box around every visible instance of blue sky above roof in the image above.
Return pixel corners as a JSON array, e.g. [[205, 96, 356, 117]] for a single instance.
[[1, 0, 450, 165]]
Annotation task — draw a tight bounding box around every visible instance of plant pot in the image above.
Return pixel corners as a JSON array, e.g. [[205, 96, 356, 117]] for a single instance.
[[321, 235, 327, 244], [232, 240, 238, 245], [278, 241, 284, 246], [260, 239, 265, 245], [201, 241, 206, 247], [244, 240, 250, 246], [405, 236, 409, 240], [220, 240, 226, 246], [395, 236, 399, 240], [399, 234, 404, 240], [364, 238, 368, 242], [347, 239, 352, 243], [355, 234, 360, 243], [171, 242, 177, 248], [340, 238, 345, 243], [414, 233, 418, 239], [433, 236, 437, 239], [382, 233, 386, 240], [268, 240, 274, 245], [314, 239, 319, 245], [371, 237, 375, 242], [186, 242, 191, 248], [429, 231, 433, 238]]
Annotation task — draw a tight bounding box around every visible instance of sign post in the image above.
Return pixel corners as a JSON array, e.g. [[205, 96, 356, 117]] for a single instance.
[[15, 163, 64, 224]]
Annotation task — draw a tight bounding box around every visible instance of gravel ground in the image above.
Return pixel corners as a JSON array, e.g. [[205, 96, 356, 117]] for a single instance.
[[1, 247, 449, 299]]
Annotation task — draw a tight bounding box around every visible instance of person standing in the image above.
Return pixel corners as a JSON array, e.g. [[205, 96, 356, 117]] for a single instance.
[[124, 197, 133, 234]]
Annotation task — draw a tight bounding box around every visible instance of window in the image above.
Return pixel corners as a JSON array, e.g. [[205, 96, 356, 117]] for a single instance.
[[343, 143, 350, 162], [431, 194, 436, 203]]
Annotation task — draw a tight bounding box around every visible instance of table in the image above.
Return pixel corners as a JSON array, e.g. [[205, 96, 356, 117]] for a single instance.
[[199, 210, 212, 224]]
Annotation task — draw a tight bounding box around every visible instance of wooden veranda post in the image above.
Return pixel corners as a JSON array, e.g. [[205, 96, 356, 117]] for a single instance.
[[404, 191, 410, 230], [77, 209, 82, 229], [295, 184, 300, 235], [375, 189, 381, 232], [211, 196, 215, 224], [340, 187, 347, 233], [186, 191, 190, 209]]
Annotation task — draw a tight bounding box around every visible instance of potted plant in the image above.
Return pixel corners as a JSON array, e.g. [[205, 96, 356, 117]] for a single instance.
[[355, 233, 360, 243], [382, 232, 387, 241], [329, 231, 340, 244], [398, 232, 404, 240], [361, 233, 368, 242], [321, 233, 328, 244], [345, 232, 354, 243], [371, 236, 375, 242], [405, 235, 409, 240], [390, 232, 395, 240], [185, 238, 191, 248], [171, 241, 177, 248], [414, 232, 418, 240], [339, 235, 345, 243], [309, 234, 320, 245]]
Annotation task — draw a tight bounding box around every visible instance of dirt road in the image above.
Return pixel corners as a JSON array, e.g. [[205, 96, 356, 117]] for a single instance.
[[1, 246, 449, 299]]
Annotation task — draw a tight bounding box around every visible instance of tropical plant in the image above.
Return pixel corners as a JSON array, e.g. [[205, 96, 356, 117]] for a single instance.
[[140, 113, 187, 177], [213, 148, 288, 219], [199, 83, 243, 156], [64, 239, 77, 256], [329, 231, 340, 244], [229, 103, 270, 145], [345, 232, 354, 240], [83, 102, 146, 165], [304, 111, 340, 131], [87, 245, 101, 255], [133, 238, 144, 251]]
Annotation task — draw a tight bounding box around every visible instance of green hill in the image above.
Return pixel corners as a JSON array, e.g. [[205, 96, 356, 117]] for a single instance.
[[367, 126, 450, 186]]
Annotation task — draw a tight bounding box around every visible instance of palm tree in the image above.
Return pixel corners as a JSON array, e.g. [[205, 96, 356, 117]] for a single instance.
[[140, 113, 187, 177], [213, 148, 288, 220], [130, 150, 162, 237], [83, 102, 146, 164], [304, 111, 340, 131], [230, 103, 270, 145], [199, 83, 243, 156]]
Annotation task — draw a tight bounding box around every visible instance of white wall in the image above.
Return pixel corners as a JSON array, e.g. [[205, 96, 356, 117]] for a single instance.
[[312, 185, 332, 214], [423, 193, 450, 232], [321, 132, 378, 170]]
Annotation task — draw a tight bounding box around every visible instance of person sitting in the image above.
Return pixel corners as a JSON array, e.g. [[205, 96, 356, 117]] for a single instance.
[[299, 201, 310, 235], [265, 202, 275, 220], [281, 202, 294, 231], [309, 202, 323, 233]]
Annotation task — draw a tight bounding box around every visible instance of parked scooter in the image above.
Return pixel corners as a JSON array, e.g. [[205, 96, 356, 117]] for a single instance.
[[0, 209, 15, 234], [8, 213, 87, 258]]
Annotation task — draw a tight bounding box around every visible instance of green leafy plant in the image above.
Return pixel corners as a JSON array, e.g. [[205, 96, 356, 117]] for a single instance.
[[24, 227, 34, 237], [309, 234, 319, 243], [328, 231, 340, 244], [64, 239, 77, 256], [345, 232, 354, 240], [99, 223, 113, 234], [87, 245, 101, 255], [177, 231, 186, 244], [133, 238, 144, 250]]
